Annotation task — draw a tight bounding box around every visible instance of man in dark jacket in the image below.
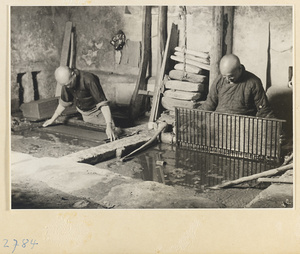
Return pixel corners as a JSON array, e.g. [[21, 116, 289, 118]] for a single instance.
[[198, 54, 275, 118], [43, 66, 116, 141]]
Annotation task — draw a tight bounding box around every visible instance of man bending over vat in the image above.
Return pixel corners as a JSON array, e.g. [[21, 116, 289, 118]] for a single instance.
[[43, 66, 116, 141], [198, 54, 275, 118]]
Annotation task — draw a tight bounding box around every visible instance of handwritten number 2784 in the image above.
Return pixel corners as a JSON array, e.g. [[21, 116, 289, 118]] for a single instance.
[[3, 239, 38, 253]]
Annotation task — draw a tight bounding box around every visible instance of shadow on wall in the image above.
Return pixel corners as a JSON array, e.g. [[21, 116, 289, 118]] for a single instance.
[[267, 86, 293, 139]]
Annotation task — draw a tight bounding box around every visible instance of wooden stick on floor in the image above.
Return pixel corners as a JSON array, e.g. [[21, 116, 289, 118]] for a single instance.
[[210, 163, 293, 189], [282, 153, 293, 166], [257, 178, 293, 184], [120, 122, 168, 162]]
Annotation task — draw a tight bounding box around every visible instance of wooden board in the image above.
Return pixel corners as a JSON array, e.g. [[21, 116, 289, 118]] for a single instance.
[[156, 6, 168, 79], [129, 6, 151, 119], [169, 70, 208, 83], [161, 97, 201, 111], [55, 21, 73, 96], [69, 30, 76, 69], [164, 90, 202, 101], [149, 23, 179, 123], [60, 21, 73, 66], [174, 51, 210, 65], [171, 55, 210, 70], [174, 63, 204, 74], [165, 80, 206, 92]]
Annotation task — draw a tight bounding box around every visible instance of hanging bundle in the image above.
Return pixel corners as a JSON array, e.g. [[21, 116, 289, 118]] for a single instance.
[[110, 30, 126, 50]]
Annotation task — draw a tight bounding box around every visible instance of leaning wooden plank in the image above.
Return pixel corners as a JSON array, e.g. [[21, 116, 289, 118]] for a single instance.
[[257, 178, 293, 184], [149, 23, 179, 123], [174, 51, 210, 65], [63, 131, 152, 164], [282, 153, 293, 165], [120, 122, 168, 162], [174, 63, 204, 74], [161, 96, 201, 111], [165, 80, 206, 92], [210, 163, 293, 189], [174, 46, 209, 59], [60, 22, 73, 66], [55, 21, 73, 96], [169, 70, 208, 83], [164, 90, 203, 101], [69, 30, 75, 69], [171, 55, 210, 70], [129, 6, 151, 119]]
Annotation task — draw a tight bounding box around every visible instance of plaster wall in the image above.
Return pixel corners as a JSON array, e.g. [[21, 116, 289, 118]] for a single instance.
[[10, 6, 142, 111], [233, 6, 293, 135], [11, 5, 293, 128]]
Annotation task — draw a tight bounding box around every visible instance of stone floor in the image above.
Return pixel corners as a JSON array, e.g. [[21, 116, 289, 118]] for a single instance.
[[10, 115, 293, 209]]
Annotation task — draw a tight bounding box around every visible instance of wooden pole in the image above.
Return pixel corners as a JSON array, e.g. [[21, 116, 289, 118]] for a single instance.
[[210, 163, 293, 189], [55, 21, 73, 96], [129, 6, 152, 119], [282, 153, 293, 166], [257, 178, 293, 184], [224, 6, 234, 55], [156, 6, 168, 80], [209, 6, 224, 88], [69, 30, 75, 69], [120, 122, 168, 162], [149, 23, 179, 125]]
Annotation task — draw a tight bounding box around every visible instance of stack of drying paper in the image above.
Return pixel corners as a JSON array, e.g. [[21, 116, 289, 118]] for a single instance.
[[161, 47, 210, 112]]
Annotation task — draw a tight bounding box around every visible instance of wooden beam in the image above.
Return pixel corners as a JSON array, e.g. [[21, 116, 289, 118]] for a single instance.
[[224, 6, 234, 54], [129, 6, 152, 119], [257, 178, 293, 184], [60, 21, 73, 66], [149, 23, 179, 124], [156, 6, 168, 79], [209, 6, 224, 88], [69, 28, 76, 69], [55, 21, 73, 96]]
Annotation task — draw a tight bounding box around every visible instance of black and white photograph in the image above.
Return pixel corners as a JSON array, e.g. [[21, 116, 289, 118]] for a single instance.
[[10, 5, 293, 210]]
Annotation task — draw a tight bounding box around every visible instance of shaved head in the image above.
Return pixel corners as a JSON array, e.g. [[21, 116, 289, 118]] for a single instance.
[[55, 66, 72, 85], [219, 54, 242, 83]]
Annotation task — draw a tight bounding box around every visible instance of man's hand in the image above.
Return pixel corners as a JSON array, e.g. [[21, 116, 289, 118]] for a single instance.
[[43, 118, 55, 127], [106, 123, 116, 142]]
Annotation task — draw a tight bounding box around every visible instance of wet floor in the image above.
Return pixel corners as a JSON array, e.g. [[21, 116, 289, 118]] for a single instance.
[[116, 143, 279, 193], [12, 124, 107, 146], [11, 124, 108, 158]]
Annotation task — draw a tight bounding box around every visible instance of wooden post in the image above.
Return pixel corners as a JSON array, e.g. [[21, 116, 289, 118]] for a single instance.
[[209, 6, 224, 88], [156, 6, 168, 80], [129, 6, 152, 119], [69, 27, 76, 69], [224, 6, 234, 55], [55, 21, 73, 96]]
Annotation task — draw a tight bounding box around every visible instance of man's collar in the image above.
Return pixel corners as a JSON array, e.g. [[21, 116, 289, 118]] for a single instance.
[[235, 65, 246, 83], [67, 69, 79, 88]]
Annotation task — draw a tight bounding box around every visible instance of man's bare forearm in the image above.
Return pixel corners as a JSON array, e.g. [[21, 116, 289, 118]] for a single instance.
[[100, 105, 113, 125], [51, 104, 66, 121]]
